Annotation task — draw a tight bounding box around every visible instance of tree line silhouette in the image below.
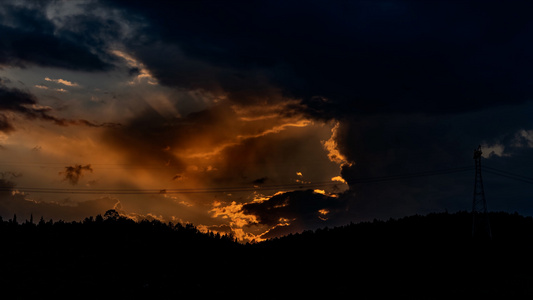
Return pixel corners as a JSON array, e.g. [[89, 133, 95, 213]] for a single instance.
[[1, 210, 533, 298]]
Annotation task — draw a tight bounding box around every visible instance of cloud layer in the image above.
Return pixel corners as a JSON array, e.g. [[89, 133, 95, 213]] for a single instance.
[[0, 0, 531, 239]]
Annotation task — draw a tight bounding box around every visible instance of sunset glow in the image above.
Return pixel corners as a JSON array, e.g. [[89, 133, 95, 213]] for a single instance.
[[0, 65, 345, 241], [1, 0, 532, 243]]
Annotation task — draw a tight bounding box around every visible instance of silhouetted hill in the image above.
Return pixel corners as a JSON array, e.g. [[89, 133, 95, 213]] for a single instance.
[[0, 211, 240, 298], [251, 211, 533, 298], [2, 210, 533, 298]]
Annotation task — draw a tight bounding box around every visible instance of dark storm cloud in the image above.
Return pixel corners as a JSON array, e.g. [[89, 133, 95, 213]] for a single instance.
[[0, 1, 113, 71], [60, 165, 93, 186], [104, 0, 533, 114], [4, 0, 526, 229], [335, 101, 533, 221], [97, 0, 533, 223], [2, 0, 531, 117], [242, 190, 353, 238]]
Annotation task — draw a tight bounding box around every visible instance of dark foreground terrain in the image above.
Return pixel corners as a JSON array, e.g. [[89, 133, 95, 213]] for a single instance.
[[2, 211, 533, 299]]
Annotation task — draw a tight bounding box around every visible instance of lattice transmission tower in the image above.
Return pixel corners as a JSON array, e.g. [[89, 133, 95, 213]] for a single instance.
[[472, 145, 491, 240]]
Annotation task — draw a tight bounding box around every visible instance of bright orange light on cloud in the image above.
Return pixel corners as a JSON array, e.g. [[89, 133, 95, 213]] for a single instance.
[[322, 122, 353, 167], [313, 189, 326, 195], [209, 200, 266, 241], [318, 208, 330, 221], [331, 176, 347, 184]]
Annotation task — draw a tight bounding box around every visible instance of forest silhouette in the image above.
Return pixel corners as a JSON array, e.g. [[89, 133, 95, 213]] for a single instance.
[[2, 210, 533, 298]]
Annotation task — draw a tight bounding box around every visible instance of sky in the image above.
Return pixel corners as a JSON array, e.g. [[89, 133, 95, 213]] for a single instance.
[[0, 0, 532, 242]]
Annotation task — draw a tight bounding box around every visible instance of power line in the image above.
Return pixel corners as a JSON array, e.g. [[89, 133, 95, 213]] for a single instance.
[[483, 166, 533, 185], [1, 181, 341, 195], [1, 164, 529, 195], [0, 166, 474, 195], [484, 166, 533, 181]]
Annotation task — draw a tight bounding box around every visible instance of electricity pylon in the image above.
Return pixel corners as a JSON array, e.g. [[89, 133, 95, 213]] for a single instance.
[[472, 145, 491, 240]]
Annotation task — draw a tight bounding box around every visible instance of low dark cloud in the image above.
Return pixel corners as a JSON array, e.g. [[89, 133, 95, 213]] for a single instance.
[[252, 177, 268, 185], [242, 190, 354, 239], [0, 81, 44, 132], [0, 82, 120, 132], [0, 114, 15, 133], [0, 80, 37, 109], [60, 165, 93, 186]]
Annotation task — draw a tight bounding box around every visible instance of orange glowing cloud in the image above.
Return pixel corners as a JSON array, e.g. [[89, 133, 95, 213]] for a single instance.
[[209, 200, 265, 241], [318, 208, 330, 221], [313, 189, 326, 195], [322, 121, 353, 167], [111, 50, 158, 86], [0, 78, 347, 240], [44, 77, 79, 87], [331, 176, 347, 184]]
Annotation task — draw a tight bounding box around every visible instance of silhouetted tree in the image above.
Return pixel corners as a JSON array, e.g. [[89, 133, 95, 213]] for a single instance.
[[104, 209, 120, 221], [95, 214, 104, 223], [1, 211, 532, 298]]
